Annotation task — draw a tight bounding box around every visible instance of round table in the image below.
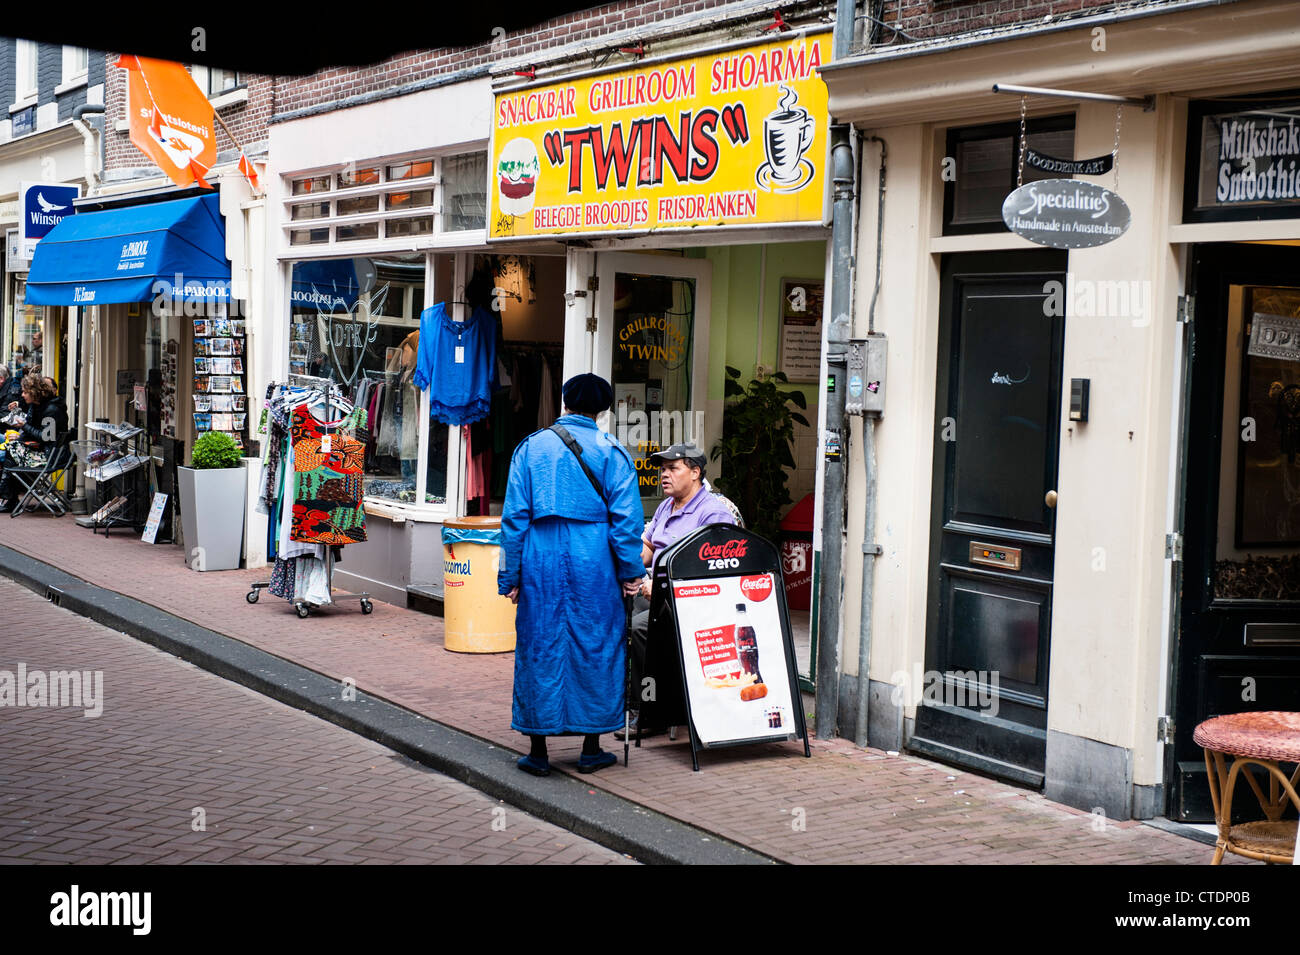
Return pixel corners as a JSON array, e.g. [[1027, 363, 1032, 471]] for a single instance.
[[1193, 711, 1300, 865]]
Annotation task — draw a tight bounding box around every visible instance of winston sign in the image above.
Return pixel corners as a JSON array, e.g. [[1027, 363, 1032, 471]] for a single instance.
[[489, 32, 831, 239]]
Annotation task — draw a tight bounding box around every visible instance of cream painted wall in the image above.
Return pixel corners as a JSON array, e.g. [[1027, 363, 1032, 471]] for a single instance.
[[269, 78, 493, 174], [841, 125, 937, 695]]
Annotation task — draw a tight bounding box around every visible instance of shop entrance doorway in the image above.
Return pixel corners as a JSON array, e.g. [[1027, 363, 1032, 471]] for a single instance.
[[1168, 243, 1300, 821], [912, 250, 1067, 787], [594, 252, 712, 519]]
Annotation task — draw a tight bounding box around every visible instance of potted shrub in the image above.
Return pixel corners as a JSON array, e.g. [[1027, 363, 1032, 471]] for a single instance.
[[178, 431, 247, 571], [710, 366, 809, 543]]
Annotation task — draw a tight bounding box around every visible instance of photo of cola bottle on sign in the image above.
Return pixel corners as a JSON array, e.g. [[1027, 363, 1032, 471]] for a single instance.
[[735, 603, 768, 702]]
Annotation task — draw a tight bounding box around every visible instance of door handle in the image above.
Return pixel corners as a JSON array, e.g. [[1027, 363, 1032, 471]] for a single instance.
[[1045, 490, 1058, 509]]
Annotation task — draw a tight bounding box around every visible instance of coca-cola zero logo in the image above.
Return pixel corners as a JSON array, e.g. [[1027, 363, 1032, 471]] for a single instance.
[[739, 574, 773, 601], [699, 538, 748, 570]]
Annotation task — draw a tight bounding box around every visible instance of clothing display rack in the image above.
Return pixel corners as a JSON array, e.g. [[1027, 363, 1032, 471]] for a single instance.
[[246, 375, 373, 617]]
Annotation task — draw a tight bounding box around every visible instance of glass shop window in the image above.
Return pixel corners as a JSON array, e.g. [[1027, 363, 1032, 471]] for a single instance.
[[288, 253, 431, 505], [443, 153, 488, 231], [944, 116, 1076, 234], [1214, 284, 1300, 600]]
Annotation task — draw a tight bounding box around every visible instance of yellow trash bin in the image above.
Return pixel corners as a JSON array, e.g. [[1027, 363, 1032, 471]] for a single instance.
[[442, 516, 517, 653]]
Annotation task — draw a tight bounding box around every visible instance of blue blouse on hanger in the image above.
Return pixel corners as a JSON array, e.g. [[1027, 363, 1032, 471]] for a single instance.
[[413, 302, 496, 425]]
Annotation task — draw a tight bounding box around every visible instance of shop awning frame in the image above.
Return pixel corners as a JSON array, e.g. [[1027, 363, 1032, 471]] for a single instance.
[[25, 192, 231, 306]]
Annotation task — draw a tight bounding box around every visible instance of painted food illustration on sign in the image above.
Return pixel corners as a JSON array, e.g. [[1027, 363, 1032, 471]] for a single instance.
[[498, 138, 540, 217], [757, 85, 815, 193], [693, 601, 768, 700]]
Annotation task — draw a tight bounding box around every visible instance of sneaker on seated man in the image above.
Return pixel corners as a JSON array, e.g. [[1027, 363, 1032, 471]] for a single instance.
[[616, 442, 737, 740]]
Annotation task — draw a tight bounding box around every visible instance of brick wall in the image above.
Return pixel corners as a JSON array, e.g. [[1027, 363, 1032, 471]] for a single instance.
[[875, 0, 1145, 41], [271, 0, 825, 121]]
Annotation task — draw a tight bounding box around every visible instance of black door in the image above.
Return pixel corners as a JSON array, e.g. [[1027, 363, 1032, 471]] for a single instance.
[[1169, 243, 1300, 821], [911, 251, 1066, 787]]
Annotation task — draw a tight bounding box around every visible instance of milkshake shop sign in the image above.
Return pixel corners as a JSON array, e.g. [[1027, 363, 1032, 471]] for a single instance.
[[489, 31, 831, 239]]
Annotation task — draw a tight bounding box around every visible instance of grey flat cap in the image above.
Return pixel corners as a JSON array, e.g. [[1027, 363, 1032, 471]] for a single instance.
[[649, 443, 706, 466]]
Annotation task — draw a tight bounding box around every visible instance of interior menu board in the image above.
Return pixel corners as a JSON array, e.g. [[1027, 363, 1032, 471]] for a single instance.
[[672, 570, 798, 746], [779, 277, 823, 382]]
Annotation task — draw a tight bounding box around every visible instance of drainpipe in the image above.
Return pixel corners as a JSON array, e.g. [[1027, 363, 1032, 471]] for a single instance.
[[69, 103, 104, 511], [816, 125, 855, 738], [71, 104, 103, 194], [816, 0, 860, 740], [855, 135, 886, 748]]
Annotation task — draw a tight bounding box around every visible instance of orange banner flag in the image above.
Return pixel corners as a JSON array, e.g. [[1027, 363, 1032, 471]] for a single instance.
[[116, 55, 217, 189], [238, 151, 261, 192]]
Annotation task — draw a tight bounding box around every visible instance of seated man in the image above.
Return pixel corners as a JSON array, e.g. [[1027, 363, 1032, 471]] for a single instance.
[[618, 442, 737, 739]]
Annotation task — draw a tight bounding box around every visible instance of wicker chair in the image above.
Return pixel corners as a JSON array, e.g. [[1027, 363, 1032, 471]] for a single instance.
[[1194, 711, 1300, 865]]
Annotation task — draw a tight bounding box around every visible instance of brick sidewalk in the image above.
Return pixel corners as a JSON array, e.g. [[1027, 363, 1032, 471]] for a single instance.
[[0, 513, 1243, 864], [0, 576, 632, 865]]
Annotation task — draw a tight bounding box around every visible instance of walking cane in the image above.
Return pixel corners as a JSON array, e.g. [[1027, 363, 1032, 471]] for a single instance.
[[623, 593, 634, 767]]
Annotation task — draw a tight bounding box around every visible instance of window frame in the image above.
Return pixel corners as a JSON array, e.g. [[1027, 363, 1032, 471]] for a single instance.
[[942, 113, 1078, 236], [280, 251, 469, 520], [282, 148, 488, 250], [60, 45, 88, 90], [14, 39, 38, 106]]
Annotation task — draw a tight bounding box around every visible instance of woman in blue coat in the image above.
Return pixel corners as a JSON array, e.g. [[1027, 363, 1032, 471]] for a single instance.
[[499, 374, 645, 775]]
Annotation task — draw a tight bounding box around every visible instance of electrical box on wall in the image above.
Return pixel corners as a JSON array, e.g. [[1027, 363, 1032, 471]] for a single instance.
[[845, 335, 887, 416], [1069, 378, 1090, 422]]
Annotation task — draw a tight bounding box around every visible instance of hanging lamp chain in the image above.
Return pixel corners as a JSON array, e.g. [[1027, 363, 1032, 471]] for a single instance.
[[1017, 96, 1027, 188], [1112, 104, 1123, 194]]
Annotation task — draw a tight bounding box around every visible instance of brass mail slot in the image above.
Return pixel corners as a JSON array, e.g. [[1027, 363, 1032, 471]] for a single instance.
[[1244, 623, 1300, 647], [970, 541, 1022, 571]]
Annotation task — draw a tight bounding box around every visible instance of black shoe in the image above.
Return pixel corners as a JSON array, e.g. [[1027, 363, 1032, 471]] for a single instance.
[[0, 500, 15, 514]]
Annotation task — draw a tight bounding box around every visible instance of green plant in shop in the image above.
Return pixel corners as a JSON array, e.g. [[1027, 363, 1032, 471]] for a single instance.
[[711, 366, 808, 542], [191, 431, 242, 470]]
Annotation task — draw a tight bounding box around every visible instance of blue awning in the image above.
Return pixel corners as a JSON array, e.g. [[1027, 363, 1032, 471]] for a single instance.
[[25, 193, 230, 306]]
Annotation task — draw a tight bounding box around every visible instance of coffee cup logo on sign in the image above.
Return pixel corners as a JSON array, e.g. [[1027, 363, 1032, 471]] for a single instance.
[[757, 85, 815, 193]]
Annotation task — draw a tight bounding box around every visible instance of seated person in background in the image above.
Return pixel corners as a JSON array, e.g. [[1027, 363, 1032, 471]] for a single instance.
[[0, 366, 21, 412], [617, 442, 737, 739], [0, 374, 67, 513]]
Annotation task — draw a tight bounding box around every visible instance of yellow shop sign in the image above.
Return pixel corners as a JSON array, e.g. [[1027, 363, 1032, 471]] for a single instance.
[[489, 31, 831, 239]]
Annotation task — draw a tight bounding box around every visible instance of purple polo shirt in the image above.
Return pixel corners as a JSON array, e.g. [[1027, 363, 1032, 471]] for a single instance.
[[643, 483, 736, 556]]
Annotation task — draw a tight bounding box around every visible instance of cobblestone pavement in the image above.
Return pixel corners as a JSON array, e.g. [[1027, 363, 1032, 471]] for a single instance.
[[0, 516, 1247, 864], [0, 576, 633, 865]]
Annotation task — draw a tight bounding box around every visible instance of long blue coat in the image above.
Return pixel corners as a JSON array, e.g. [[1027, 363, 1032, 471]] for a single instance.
[[498, 414, 645, 735]]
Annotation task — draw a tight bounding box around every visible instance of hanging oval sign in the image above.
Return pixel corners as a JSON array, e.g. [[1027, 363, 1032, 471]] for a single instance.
[[1001, 178, 1131, 250]]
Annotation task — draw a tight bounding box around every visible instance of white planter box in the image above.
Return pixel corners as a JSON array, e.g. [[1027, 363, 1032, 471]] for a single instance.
[[178, 465, 247, 571]]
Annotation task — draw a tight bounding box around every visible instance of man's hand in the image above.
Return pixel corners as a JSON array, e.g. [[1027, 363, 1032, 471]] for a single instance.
[[621, 579, 641, 597], [638, 577, 652, 599], [506, 586, 520, 604]]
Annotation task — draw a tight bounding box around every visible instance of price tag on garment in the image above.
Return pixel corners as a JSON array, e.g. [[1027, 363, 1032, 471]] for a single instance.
[[321, 433, 332, 453], [455, 346, 465, 364]]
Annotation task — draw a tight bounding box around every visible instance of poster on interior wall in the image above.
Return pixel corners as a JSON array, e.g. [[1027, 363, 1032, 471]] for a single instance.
[[1001, 178, 1131, 249], [489, 31, 831, 239], [1248, 313, 1300, 363], [779, 278, 822, 382]]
